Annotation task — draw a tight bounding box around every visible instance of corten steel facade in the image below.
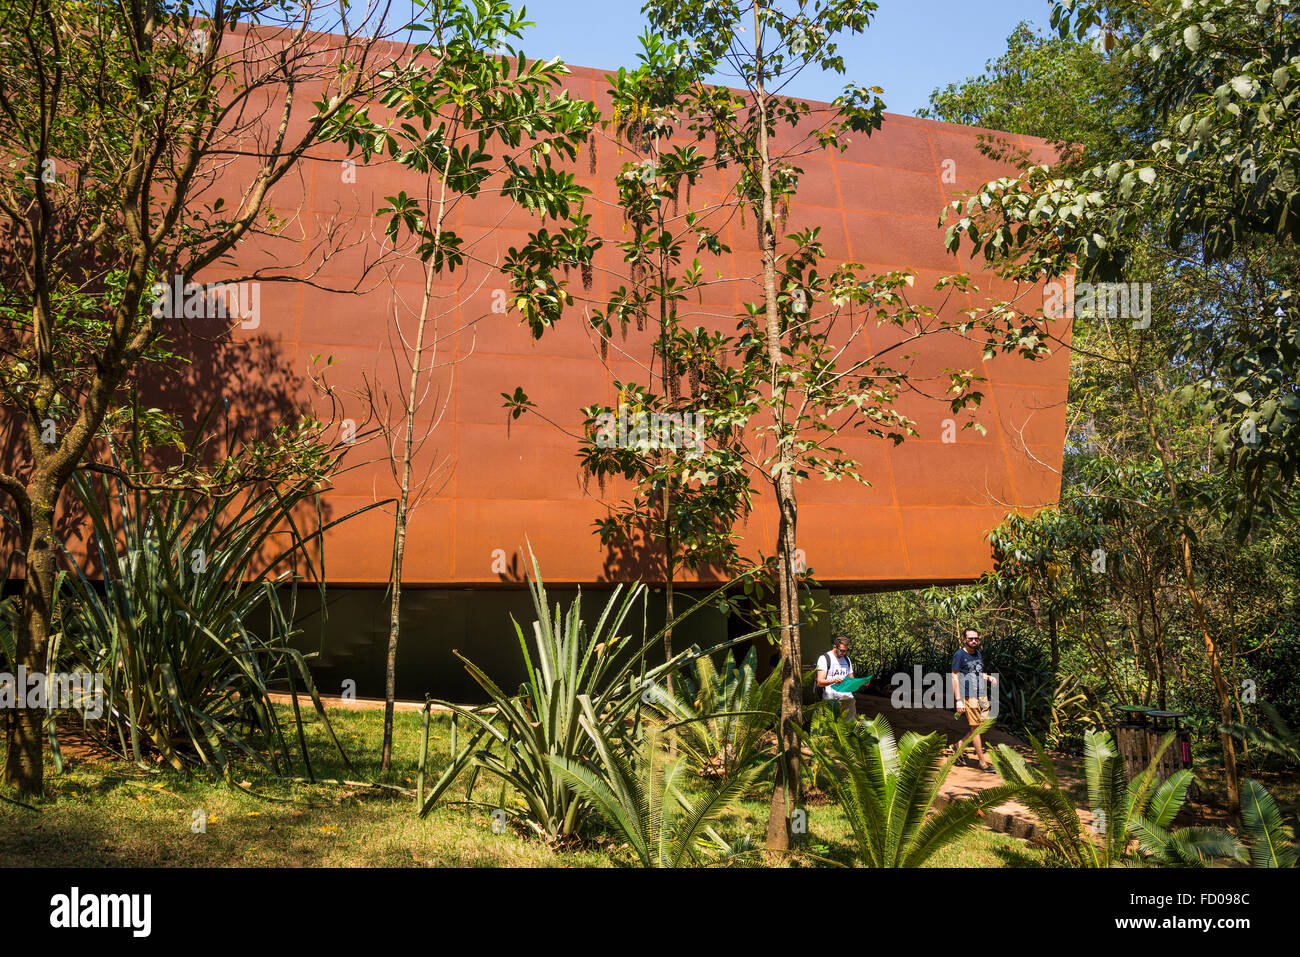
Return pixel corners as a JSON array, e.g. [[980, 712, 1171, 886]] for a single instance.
[[185, 66, 1068, 584], [13, 58, 1072, 698]]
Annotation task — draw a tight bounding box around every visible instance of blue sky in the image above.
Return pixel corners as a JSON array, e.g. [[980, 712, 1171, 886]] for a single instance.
[[469, 0, 1054, 116]]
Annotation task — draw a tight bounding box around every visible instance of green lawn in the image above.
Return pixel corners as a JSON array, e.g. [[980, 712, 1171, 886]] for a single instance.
[[0, 705, 1051, 868]]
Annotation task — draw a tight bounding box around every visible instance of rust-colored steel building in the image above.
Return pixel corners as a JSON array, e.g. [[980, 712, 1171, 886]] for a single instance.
[[47, 58, 1073, 699]]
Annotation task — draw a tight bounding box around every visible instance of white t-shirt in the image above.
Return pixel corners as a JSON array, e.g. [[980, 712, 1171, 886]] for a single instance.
[[818, 651, 853, 700]]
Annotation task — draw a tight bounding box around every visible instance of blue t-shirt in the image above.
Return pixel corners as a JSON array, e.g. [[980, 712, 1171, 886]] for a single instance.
[[952, 648, 986, 698]]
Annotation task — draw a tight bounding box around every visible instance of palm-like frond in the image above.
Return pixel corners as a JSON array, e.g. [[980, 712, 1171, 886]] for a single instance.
[[804, 714, 1016, 867], [988, 737, 1099, 866], [1239, 778, 1298, 868], [551, 706, 766, 867], [667, 758, 767, 867], [1083, 730, 1125, 860], [1162, 827, 1248, 866], [1224, 702, 1299, 765], [989, 731, 1239, 868], [904, 783, 1025, 868], [1130, 816, 1243, 867], [1145, 768, 1193, 829]]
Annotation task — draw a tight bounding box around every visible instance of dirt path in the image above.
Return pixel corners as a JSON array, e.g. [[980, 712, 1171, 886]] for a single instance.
[[853, 693, 1097, 840]]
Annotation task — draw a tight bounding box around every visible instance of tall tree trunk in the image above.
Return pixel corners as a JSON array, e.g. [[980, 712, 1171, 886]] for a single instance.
[[663, 484, 675, 695], [4, 273, 148, 792], [4, 477, 57, 795], [766, 471, 803, 851], [1146, 586, 1169, 710], [750, 1, 803, 852], [1129, 363, 1239, 809], [382, 497, 409, 771], [1177, 534, 1238, 806], [658, 190, 675, 697], [381, 131, 457, 771], [1047, 606, 1059, 677], [382, 270, 433, 774], [381, 223, 440, 772]]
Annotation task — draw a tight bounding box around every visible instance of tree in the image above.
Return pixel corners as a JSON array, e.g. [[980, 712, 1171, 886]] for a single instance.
[[643, 0, 1045, 850], [320, 0, 598, 770], [578, 33, 755, 686], [500, 32, 762, 693], [943, 0, 1300, 809], [920, 19, 1133, 169], [0, 0, 409, 795]]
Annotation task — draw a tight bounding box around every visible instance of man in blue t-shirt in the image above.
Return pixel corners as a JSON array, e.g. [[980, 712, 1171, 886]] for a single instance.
[[951, 627, 998, 771]]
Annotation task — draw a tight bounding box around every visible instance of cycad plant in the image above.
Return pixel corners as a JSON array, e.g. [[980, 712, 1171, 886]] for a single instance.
[[988, 731, 1241, 867], [1239, 778, 1298, 868], [1223, 702, 1298, 866], [550, 699, 766, 867], [419, 551, 760, 843], [58, 463, 367, 778], [803, 713, 1022, 867], [642, 646, 780, 779]]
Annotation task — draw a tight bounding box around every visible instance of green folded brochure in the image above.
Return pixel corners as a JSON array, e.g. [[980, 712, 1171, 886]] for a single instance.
[[831, 676, 870, 693]]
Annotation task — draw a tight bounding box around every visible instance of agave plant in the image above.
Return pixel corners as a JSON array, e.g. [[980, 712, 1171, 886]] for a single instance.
[[549, 698, 766, 867], [988, 731, 1242, 867], [803, 713, 1022, 867], [641, 645, 780, 779], [56, 462, 369, 778], [419, 551, 761, 843]]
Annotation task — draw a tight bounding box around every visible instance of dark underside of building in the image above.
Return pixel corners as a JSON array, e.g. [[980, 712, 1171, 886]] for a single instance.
[[276, 583, 835, 703]]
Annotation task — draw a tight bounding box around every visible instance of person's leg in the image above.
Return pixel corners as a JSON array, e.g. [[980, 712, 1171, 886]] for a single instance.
[[963, 697, 987, 767], [972, 697, 992, 768], [843, 696, 857, 723]]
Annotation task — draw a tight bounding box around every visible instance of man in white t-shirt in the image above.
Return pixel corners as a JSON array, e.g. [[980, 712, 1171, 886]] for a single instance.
[[816, 636, 857, 722]]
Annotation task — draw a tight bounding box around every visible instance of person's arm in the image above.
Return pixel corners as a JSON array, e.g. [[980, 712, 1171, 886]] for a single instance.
[[816, 656, 834, 688], [952, 654, 964, 709]]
